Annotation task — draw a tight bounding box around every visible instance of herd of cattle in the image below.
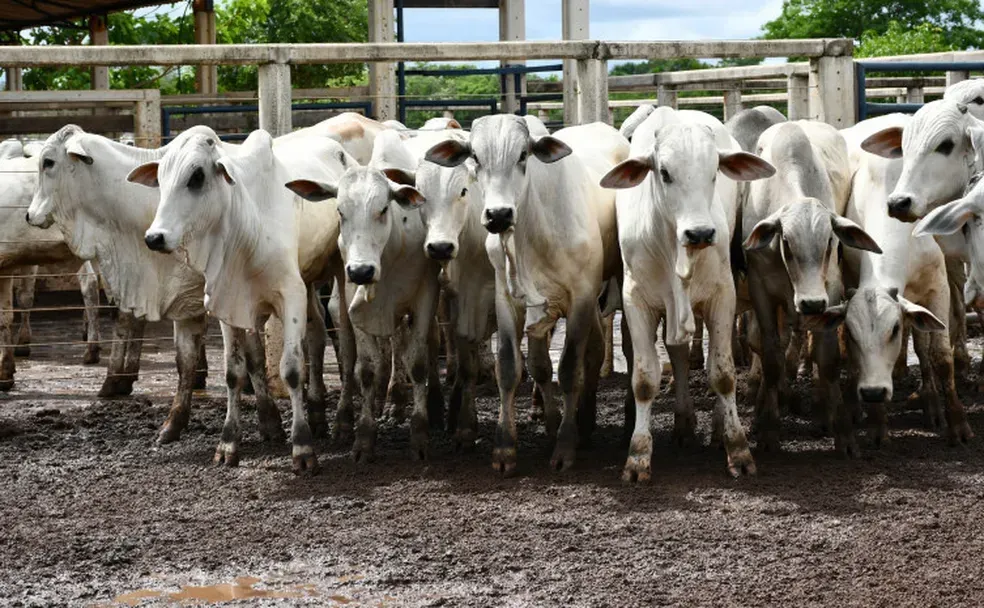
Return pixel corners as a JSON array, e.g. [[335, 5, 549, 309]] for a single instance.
[[3, 78, 984, 482]]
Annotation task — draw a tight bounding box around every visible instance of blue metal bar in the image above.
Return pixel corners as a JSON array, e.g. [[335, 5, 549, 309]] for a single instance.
[[402, 98, 498, 108], [856, 62, 866, 121], [402, 63, 563, 77], [396, 0, 407, 125], [856, 60, 984, 121], [160, 101, 373, 142]]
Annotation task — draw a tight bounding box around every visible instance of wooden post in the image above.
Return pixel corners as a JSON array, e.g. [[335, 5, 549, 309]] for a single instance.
[[193, 0, 218, 96], [575, 58, 609, 125], [368, 0, 396, 121], [723, 86, 742, 121], [809, 55, 856, 128], [562, 0, 588, 126], [786, 73, 809, 120], [134, 90, 162, 148], [946, 71, 970, 88], [657, 84, 678, 110], [89, 15, 109, 90], [258, 62, 292, 397], [906, 86, 925, 104], [499, 0, 525, 114]]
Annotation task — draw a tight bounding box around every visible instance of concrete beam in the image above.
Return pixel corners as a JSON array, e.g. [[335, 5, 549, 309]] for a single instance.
[[368, 0, 397, 121], [562, 0, 589, 126], [656, 63, 809, 86], [0, 39, 853, 67], [89, 15, 109, 90], [499, 0, 525, 114], [193, 0, 218, 96]]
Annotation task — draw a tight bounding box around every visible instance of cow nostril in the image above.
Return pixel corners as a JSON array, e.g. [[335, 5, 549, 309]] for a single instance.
[[859, 387, 888, 403], [346, 264, 376, 285], [426, 242, 456, 261], [798, 299, 827, 315], [483, 208, 514, 234], [25, 212, 30, 224], [145, 232, 166, 251], [888, 196, 913, 216], [683, 228, 716, 246]]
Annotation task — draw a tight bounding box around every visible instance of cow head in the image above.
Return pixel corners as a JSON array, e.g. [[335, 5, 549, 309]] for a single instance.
[[128, 126, 240, 254], [286, 166, 424, 286], [744, 199, 882, 316], [600, 121, 774, 277], [943, 79, 984, 121], [913, 173, 984, 307], [808, 287, 945, 403], [424, 114, 571, 235], [862, 99, 984, 222], [27, 124, 91, 229]]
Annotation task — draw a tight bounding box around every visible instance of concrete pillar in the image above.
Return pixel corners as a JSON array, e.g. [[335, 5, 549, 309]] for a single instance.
[[89, 15, 109, 90], [368, 0, 397, 121], [499, 0, 526, 114], [134, 90, 162, 149], [258, 62, 293, 397], [947, 71, 970, 88], [3, 67, 22, 91], [657, 84, 678, 110], [562, 0, 589, 127], [723, 86, 742, 122], [786, 74, 809, 120], [575, 58, 609, 125], [193, 0, 218, 96], [906, 86, 925, 104], [809, 55, 856, 128]]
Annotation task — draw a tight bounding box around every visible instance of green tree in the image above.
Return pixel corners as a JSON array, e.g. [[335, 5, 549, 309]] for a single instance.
[[856, 21, 957, 57], [609, 58, 705, 76], [762, 0, 984, 49]]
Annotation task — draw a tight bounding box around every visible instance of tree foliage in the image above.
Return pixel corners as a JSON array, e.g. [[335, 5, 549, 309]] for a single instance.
[[855, 21, 957, 57], [762, 0, 984, 49]]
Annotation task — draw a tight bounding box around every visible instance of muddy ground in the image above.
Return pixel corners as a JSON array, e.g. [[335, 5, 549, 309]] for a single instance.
[[3, 308, 984, 607]]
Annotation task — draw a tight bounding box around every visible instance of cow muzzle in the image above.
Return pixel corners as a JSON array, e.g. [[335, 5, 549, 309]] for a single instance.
[[346, 263, 378, 285], [144, 231, 171, 253], [797, 297, 828, 316], [483, 207, 514, 234], [425, 241, 457, 261], [887, 193, 918, 222], [858, 385, 890, 403], [683, 227, 716, 250], [26, 210, 54, 230]]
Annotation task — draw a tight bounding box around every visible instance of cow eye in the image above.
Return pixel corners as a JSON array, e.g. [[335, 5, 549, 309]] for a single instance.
[[42, 158, 54, 170], [460, 187, 468, 197], [187, 167, 205, 190], [660, 168, 672, 184], [380, 205, 389, 217], [974, 96, 984, 105], [936, 139, 955, 156], [890, 322, 900, 340], [338, 210, 345, 221], [471, 153, 480, 165], [518, 150, 528, 163]]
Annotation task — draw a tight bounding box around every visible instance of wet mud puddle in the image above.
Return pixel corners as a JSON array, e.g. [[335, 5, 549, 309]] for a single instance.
[[112, 576, 352, 605]]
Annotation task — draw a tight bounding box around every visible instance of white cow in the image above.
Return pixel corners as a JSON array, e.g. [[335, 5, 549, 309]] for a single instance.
[[286, 129, 442, 462], [824, 114, 972, 454], [425, 116, 628, 474], [26, 126, 225, 443], [742, 120, 881, 451], [129, 126, 351, 473], [862, 98, 984, 377], [0, 139, 102, 391], [600, 107, 774, 480]]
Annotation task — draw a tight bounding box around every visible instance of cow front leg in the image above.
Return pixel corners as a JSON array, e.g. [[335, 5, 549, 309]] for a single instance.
[[666, 342, 696, 447], [930, 331, 973, 445], [386, 326, 410, 421], [552, 299, 599, 472], [600, 311, 615, 377], [621, 296, 659, 482], [158, 316, 207, 444], [243, 328, 286, 443], [215, 324, 247, 467], [119, 315, 147, 396], [99, 310, 132, 398], [578, 314, 603, 448], [427, 318, 445, 431], [79, 261, 102, 365], [492, 291, 524, 476], [13, 268, 36, 357], [913, 331, 943, 431], [811, 329, 842, 437], [353, 328, 382, 463], [946, 258, 970, 376], [329, 269, 357, 445], [279, 294, 318, 474], [527, 334, 558, 439], [706, 290, 755, 477], [689, 316, 705, 370], [748, 280, 782, 452], [451, 333, 479, 450], [304, 285, 330, 438], [407, 317, 435, 461], [0, 278, 15, 391]]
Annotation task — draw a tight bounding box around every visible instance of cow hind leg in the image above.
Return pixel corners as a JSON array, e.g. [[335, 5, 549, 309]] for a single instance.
[[215, 324, 247, 467], [600, 311, 615, 377], [666, 342, 697, 447], [930, 331, 973, 445], [810, 329, 842, 438], [621, 313, 636, 444], [304, 285, 330, 438], [551, 300, 599, 472], [451, 334, 479, 450], [528, 334, 558, 439], [279, 297, 318, 474], [0, 278, 15, 391], [330, 273, 357, 447], [946, 258, 971, 377], [407, 318, 435, 461], [79, 262, 102, 365], [244, 328, 286, 443], [688, 316, 704, 370], [577, 315, 603, 448], [158, 316, 207, 444], [99, 311, 132, 398], [426, 318, 445, 431], [13, 269, 36, 357], [912, 331, 943, 432], [118, 316, 147, 396]]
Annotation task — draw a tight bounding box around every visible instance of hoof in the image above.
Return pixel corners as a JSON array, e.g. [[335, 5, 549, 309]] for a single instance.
[[14, 345, 30, 358], [292, 451, 320, 475], [352, 423, 377, 464], [307, 406, 329, 440], [213, 443, 239, 467], [672, 411, 698, 448], [870, 424, 890, 449], [549, 442, 576, 472], [544, 408, 561, 442], [97, 379, 121, 398], [726, 445, 757, 478], [82, 346, 101, 365], [621, 454, 651, 483], [258, 420, 287, 443], [453, 427, 477, 452], [756, 428, 781, 454], [0, 378, 13, 392], [492, 446, 517, 477], [835, 431, 860, 459], [948, 421, 974, 446], [157, 423, 184, 445], [193, 373, 207, 390]]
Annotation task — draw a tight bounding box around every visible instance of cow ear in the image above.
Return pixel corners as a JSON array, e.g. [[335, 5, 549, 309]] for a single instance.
[[912, 198, 976, 237], [831, 215, 882, 254], [600, 157, 653, 189], [66, 138, 93, 165], [861, 126, 904, 159], [718, 150, 775, 181], [126, 161, 159, 188], [382, 168, 416, 187], [425, 139, 471, 167], [285, 179, 338, 202], [803, 303, 847, 332], [215, 158, 237, 185], [390, 184, 425, 209], [900, 298, 946, 333], [531, 136, 572, 163], [887, 287, 899, 301], [966, 124, 984, 157], [743, 215, 781, 251]]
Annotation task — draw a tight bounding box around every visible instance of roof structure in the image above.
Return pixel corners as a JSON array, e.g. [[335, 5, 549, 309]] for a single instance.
[[1, 1, 174, 32]]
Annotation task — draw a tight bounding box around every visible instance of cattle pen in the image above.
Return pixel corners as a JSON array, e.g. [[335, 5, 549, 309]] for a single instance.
[[3, 36, 984, 607]]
